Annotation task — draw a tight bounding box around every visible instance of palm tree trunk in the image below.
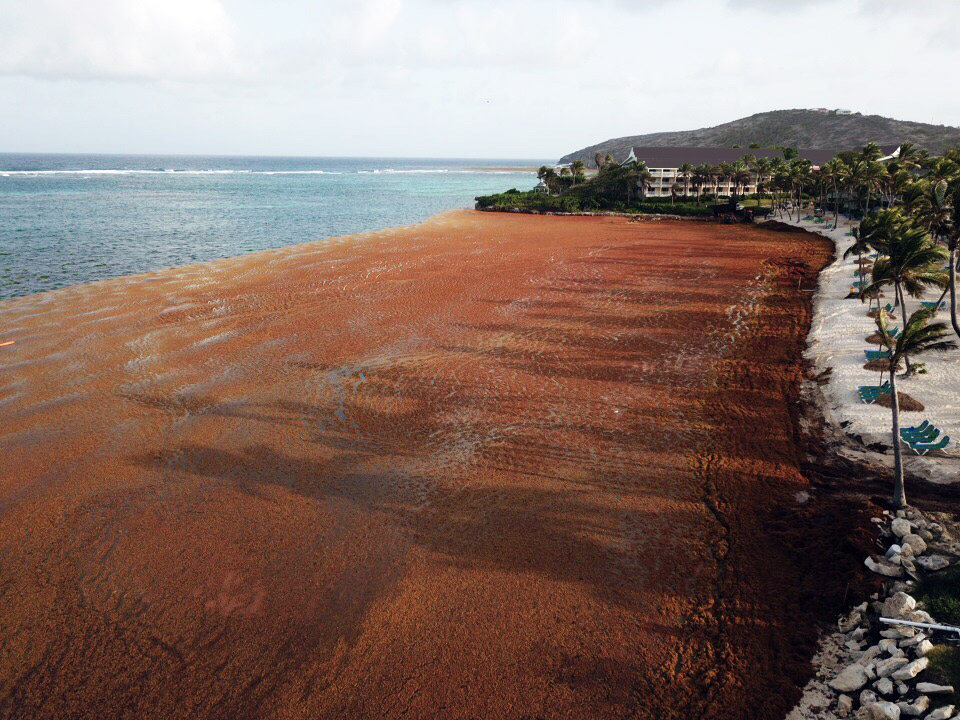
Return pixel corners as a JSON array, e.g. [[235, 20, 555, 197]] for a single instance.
[[951, 245, 960, 340], [895, 282, 913, 374], [833, 181, 840, 229], [857, 247, 880, 307], [889, 367, 907, 508], [896, 282, 908, 333]]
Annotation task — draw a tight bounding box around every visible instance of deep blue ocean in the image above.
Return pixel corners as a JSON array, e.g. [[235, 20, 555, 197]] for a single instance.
[[0, 154, 540, 299]]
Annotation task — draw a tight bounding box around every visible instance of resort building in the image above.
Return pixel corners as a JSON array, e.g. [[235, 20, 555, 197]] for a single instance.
[[623, 144, 900, 198]]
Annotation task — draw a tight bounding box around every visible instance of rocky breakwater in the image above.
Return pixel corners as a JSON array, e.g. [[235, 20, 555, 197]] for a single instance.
[[789, 508, 959, 720]]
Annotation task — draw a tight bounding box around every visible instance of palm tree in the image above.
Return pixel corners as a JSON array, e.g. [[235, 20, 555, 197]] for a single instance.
[[822, 157, 849, 229], [693, 164, 711, 205], [928, 157, 958, 185], [863, 212, 948, 340], [670, 182, 682, 205], [940, 179, 960, 339], [635, 162, 653, 201], [861, 142, 883, 163], [895, 141, 922, 172], [542, 167, 558, 194], [678, 163, 693, 199], [731, 160, 751, 201], [707, 165, 720, 201], [899, 181, 929, 218], [750, 156, 773, 207], [875, 308, 957, 508], [716, 162, 733, 199], [571, 160, 585, 187], [594, 152, 605, 174], [844, 224, 878, 304], [788, 159, 812, 219], [769, 158, 788, 215]]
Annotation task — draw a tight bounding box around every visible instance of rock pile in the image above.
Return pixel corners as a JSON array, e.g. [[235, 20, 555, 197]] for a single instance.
[[788, 508, 958, 720]]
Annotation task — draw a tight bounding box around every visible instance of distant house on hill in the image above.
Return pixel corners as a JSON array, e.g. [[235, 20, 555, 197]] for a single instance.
[[835, 108, 854, 115], [622, 144, 901, 198]]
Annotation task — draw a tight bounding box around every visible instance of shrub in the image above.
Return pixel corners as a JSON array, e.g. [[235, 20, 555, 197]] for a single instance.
[[925, 646, 960, 707], [916, 563, 960, 625]]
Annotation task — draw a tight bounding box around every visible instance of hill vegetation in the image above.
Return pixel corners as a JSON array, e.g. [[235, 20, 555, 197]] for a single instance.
[[560, 109, 960, 167]]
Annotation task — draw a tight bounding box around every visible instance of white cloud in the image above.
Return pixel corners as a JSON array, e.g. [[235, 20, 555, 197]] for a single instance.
[[0, 0, 245, 81], [0, 0, 958, 157]]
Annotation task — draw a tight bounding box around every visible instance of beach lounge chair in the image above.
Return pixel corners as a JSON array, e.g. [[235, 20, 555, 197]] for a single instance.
[[906, 435, 951, 455], [852, 281, 868, 288], [921, 300, 947, 311], [901, 426, 940, 443], [865, 349, 891, 361], [868, 304, 896, 317], [858, 382, 891, 404], [900, 421, 934, 439], [902, 420, 931, 434]]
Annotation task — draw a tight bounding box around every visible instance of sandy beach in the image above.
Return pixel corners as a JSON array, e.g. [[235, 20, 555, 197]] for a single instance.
[[0, 210, 872, 719]]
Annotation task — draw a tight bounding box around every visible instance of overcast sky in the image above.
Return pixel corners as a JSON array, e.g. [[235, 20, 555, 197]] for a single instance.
[[2, 0, 959, 159]]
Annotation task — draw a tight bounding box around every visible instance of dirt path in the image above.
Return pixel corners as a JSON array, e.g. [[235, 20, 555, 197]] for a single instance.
[[0, 211, 860, 719]]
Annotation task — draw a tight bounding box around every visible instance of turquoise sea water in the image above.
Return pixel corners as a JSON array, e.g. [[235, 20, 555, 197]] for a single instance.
[[0, 154, 540, 299]]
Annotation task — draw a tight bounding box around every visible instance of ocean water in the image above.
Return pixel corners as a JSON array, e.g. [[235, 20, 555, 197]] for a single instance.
[[0, 154, 540, 300]]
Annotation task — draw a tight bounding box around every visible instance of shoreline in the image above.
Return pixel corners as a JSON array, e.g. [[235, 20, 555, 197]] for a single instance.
[[0, 210, 883, 718], [764, 214, 960, 487]]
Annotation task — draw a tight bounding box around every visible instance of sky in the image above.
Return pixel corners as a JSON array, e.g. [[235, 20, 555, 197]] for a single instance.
[[1, 0, 959, 159]]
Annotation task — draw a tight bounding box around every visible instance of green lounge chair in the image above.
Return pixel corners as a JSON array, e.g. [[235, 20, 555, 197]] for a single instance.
[[921, 301, 946, 311], [907, 435, 951, 455], [865, 349, 891, 361], [901, 426, 940, 443], [867, 304, 896, 317], [858, 382, 891, 404]]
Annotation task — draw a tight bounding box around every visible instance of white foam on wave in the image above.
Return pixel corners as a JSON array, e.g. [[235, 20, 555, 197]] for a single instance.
[[1, 167, 531, 177], [0, 169, 344, 176]]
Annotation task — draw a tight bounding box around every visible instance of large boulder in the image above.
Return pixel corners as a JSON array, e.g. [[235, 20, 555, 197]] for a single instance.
[[916, 555, 950, 572], [875, 656, 909, 678], [866, 700, 901, 719], [916, 682, 955, 694], [891, 518, 912, 537], [882, 593, 916, 620], [874, 677, 894, 696], [891, 657, 928, 681], [897, 696, 929, 716], [915, 639, 934, 657], [900, 533, 927, 555], [830, 663, 871, 692], [926, 707, 955, 720], [866, 557, 905, 578]]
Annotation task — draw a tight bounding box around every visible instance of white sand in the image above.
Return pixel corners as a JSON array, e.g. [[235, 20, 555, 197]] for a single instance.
[[767, 211, 960, 484]]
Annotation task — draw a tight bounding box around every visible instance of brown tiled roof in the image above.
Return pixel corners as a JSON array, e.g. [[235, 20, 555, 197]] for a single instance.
[[630, 143, 901, 168], [629, 147, 781, 168]]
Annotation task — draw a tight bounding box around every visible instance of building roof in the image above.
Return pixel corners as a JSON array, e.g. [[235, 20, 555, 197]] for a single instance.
[[628, 147, 782, 168], [627, 144, 902, 169]]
